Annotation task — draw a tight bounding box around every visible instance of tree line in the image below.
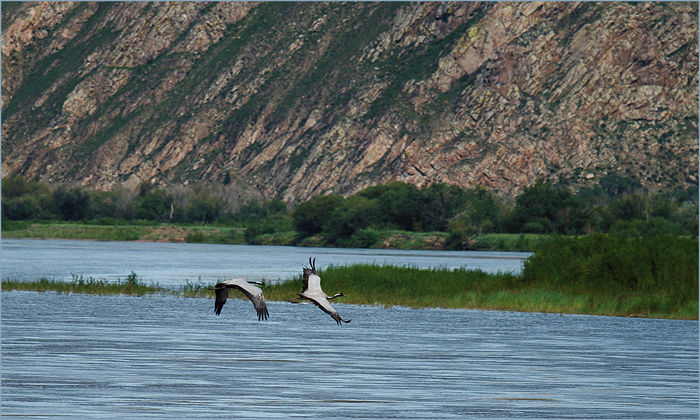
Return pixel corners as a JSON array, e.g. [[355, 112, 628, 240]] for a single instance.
[[290, 178, 697, 247], [2, 175, 697, 248]]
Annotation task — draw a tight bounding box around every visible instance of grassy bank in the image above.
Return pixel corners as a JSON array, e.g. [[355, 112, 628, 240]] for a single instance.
[[2, 220, 545, 251], [262, 263, 698, 320], [2, 220, 249, 244]]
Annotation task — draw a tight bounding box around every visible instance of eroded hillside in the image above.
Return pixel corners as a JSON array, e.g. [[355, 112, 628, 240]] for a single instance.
[[2, 1, 698, 202]]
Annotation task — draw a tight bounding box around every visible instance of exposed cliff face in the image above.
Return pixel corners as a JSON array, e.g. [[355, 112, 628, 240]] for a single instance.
[[2, 1, 698, 203]]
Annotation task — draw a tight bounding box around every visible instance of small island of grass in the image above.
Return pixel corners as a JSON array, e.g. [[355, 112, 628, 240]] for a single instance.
[[4, 235, 697, 320]]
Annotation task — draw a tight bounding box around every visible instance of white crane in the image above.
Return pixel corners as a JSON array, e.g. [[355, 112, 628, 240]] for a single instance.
[[212, 278, 269, 321], [297, 257, 350, 325]]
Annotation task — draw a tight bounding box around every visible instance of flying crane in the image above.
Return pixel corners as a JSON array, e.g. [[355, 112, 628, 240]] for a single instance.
[[297, 257, 350, 325]]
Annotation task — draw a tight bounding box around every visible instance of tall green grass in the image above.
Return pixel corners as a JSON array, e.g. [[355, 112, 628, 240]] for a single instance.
[[1, 273, 218, 299], [265, 264, 539, 310], [2, 273, 159, 296], [180, 279, 216, 298], [263, 258, 697, 319], [519, 234, 698, 318], [522, 235, 698, 295]]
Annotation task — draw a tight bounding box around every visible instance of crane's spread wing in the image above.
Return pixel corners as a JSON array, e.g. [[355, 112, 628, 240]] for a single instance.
[[231, 281, 269, 321], [214, 286, 230, 316], [299, 291, 350, 326], [214, 279, 269, 321]]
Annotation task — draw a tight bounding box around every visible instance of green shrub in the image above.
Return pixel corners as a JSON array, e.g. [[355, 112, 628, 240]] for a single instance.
[[52, 187, 91, 221], [350, 228, 381, 248], [324, 195, 382, 239], [1, 220, 31, 231], [514, 179, 589, 234], [2, 196, 51, 220], [186, 189, 225, 224], [522, 218, 555, 234], [359, 181, 422, 231], [419, 183, 469, 232], [185, 231, 206, 243], [291, 193, 344, 236], [2, 175, 49, 199]]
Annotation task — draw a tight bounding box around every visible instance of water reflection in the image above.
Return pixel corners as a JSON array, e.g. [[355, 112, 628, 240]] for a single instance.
[[2, 291, 697, 418]]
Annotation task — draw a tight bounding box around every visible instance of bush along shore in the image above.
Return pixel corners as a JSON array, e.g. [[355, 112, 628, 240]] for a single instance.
[[3, 235, 697, 320], [3, 176, 698, 251], [2, 220, 555, 252]]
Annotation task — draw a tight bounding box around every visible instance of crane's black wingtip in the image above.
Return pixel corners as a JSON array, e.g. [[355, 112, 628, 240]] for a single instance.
[[257, 310, 270, 321]]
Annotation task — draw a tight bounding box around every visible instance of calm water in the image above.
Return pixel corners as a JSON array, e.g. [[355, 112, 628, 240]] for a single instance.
[[1, 239, 531, 286], [2, 239, 698, 418], [2, 291, 697, 419]]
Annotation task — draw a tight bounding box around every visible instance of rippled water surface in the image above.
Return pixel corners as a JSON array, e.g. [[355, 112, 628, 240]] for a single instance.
[[2, 291, 698, 419], [1, 239, 531, 286]]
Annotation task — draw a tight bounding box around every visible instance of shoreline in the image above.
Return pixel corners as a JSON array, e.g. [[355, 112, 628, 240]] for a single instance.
[[1, 222, 550, 252]]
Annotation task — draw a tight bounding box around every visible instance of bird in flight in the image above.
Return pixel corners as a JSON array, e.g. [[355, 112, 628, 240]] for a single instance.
[[212, 278, 269, 321], [297, 257, 350, 325]]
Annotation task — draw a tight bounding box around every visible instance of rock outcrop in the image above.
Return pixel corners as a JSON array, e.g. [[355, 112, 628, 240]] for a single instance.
[[2, 1, 697, 203]]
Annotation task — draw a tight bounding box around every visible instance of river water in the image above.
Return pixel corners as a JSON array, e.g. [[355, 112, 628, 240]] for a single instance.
[[1, 239, 531, 286], [2, 239, 698, 418]]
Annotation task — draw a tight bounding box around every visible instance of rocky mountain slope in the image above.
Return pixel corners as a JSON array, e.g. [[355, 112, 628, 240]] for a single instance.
[[2, 1, 698, 203]]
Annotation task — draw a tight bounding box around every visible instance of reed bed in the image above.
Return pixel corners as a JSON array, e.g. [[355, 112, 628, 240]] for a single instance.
[[1, 273, 160, 296], [1, 273, 218, 299], [4, 268, 696, 319]]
